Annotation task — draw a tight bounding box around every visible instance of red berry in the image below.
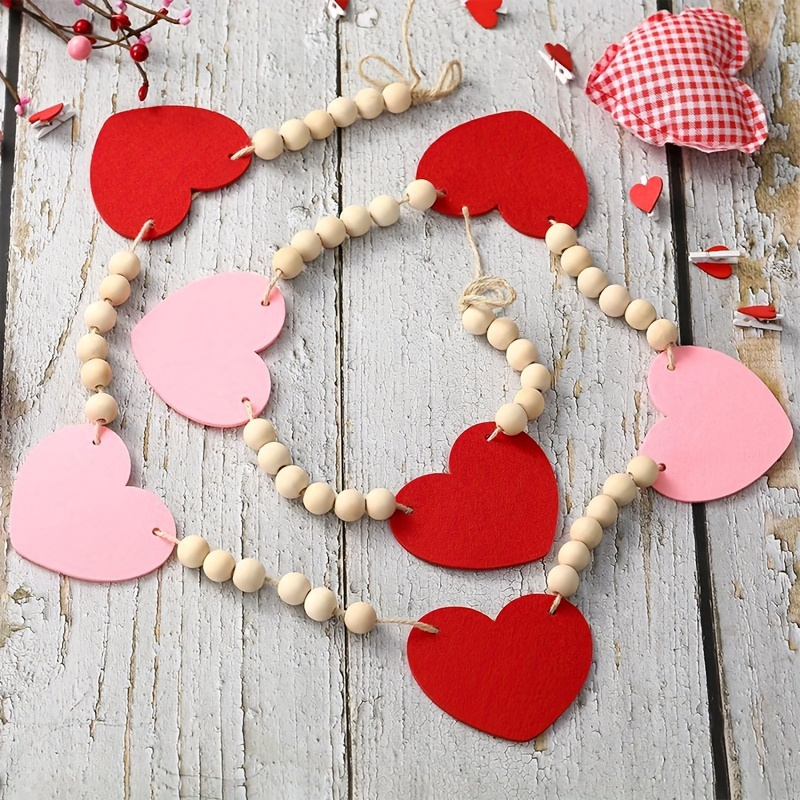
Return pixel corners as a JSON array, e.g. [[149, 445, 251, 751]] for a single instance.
[[130, 43, 149, 63], [138, 84, 149, 102], [72, 19, 93, 34]]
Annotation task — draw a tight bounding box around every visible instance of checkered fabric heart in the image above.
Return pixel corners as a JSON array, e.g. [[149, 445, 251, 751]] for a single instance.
[[585, 8, 768, 154]]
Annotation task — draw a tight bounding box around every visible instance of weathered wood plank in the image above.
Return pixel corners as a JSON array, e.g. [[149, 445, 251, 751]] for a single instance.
[[341, 1, 713, 797]]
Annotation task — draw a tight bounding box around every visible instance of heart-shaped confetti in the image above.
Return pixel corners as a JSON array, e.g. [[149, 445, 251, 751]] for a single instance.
[[389, 422, 559, 569], [408, 594, 593, 741], [417, 111, 588, 238], [132, 272, 286, 428], [629, 176, 663, 214], [464, 0, 502, 29], [544, 42, 573, 72], [641, 346, 793, 502], [91, 106, 252, 240], [10, 425, 175, 581]]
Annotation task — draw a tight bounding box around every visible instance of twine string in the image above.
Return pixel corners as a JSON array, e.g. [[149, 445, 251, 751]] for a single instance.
[[379, 617, 439, 634], [131, 219, 155, 252]]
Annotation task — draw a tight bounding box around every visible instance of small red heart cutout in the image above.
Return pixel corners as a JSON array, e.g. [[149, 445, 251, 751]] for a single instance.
[[695, 244, 733, 279], [389, 422, 558, 569], [738, 304, 776, 320], [544, 42, 573, 72], [629, 176, 663, 213], [417, 111, 588, 238], [90, 106, 252, 240], [408, 594, 593, 741], [464, 0, 502, 29], [28, 103, 63, 124]]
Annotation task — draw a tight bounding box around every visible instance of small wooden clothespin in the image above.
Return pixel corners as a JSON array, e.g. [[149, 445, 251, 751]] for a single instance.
[[325, 0, 347, 20], [734, 305, 783, 332], [539, 43, 575, 84], [28, 103, 76, 138]]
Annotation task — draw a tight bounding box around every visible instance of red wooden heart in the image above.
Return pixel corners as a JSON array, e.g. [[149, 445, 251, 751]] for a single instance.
[[544, 42, 573, 72], [389, 422, 558, 569], [417, 111, 588, 238], [695, 244, 733, 279], [90, 106, 252, 240], [629, 176, 662, 213], [738, 305, 777, 320], [28, 103, 63, 124], [408, 594, 592, 741], [464, 0, 501, 29]]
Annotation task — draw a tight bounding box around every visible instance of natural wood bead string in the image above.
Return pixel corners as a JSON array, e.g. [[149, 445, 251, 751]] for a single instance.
[[155, 529, 438, 634], [546, 454, 662, 613], [547, 221, 679, 357]]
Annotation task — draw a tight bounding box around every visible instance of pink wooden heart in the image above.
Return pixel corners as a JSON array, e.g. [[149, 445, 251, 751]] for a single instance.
[[641, 346, 793, 502], [132, 272, 286, 428], [10, 425, 175, 581]]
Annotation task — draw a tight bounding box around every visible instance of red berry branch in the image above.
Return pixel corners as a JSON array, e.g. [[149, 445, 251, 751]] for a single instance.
[[0, 0, 193, 114]]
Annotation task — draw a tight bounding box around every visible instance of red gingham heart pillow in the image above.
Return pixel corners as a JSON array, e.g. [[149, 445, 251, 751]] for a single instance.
[[585, 8, 768, 154]]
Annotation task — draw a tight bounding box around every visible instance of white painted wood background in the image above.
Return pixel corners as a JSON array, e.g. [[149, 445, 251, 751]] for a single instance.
[[0, 0, 796, 797]]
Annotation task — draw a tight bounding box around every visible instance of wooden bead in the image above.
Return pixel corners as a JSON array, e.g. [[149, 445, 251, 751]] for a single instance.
[[486, 317, 519, 350], [495, 402, 528, 435], [627, 455, 660, 488], [560, 245, 592, 277], [405, 179, 437, 211], [291, 229, 323, 262], [277, 572, 311, 605], [303, 482, 336, 515], [77, 332, 108, 363], [368, 195, 401, 227], [252, 128, 284, 160], [340, 205, 372, 237], [506, 338, 539, 371], [232, 558, 266, 593], [569, 516, 603, 549], [243, 418, 277, 451], [366, 488, 396, 521], [335, 489, 366, 522], [84, 300, 117, 333], [272, 246, 305, 279], [646, 318, 678, 351], [257, 441, 291, 475], [279, 118, 311, 151], [547, 564, 580, 597], [98, 274, 131, 306], [354, 87, 385, 120], [585, 494, 619, 527], [382, 82, 413, 113], [315, 216, 347, 248], [514, 388, 545, 420], [303, 109, 335, 140], [304, 586, 338, 621], [80, 358, 112, 390], [344, 602, 378, 634], [598, 284, 632, 317], [577, 266, 609, 298], [327, 96, 359, 127], [275, 465, 310, 499], [558, 539, 591, 571], [85, 392, 118, 424], [203, 550, 236, 583], [521, 363, 551, 392], [625, 299, 657, 331], [177, 535, 210, 568], [461, 305, 494, 335], [108, 250, 140, 280], [545, 223, 578, 254], [603, 473, 638, 507]]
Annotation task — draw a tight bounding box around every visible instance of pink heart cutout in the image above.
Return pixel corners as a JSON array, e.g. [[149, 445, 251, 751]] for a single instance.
[[10, 425, 175, 581], [132, 272, 286, 428], [641, 346, 793, 502]]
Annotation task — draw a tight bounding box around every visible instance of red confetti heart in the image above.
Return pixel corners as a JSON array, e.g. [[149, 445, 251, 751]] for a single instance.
[[738, 304, 777, 320], [464, 0, 502, 29], [408, 594, 593, 741], [90, 106, 252, 240], [695, 244, 733, 279], [417, 112, 588, 238], [544, 42, 573, 72], [629, 176, 663, 213], [389, 422, 558, 569]]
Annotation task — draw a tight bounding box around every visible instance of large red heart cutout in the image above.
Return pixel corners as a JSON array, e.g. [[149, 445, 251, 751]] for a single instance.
[[417, 111, 588, 238], [90, 106, 252, 240], [389, 422, 558, 569], [408, 594, 593, 741]]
